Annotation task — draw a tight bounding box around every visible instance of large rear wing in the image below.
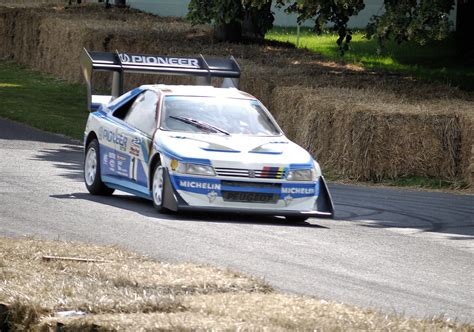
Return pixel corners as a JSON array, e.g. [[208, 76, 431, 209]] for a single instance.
[[80, 48, 241, 112]]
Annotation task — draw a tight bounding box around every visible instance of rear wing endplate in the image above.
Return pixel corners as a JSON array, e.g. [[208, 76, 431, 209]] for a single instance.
[[80, 48, 241, 112]]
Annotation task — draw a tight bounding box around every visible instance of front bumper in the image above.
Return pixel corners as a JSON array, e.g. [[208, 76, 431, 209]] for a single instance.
[[161, 169, 335, 219]]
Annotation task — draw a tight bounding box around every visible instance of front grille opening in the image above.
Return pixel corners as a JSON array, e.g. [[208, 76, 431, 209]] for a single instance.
[[222, 191, 279, 203], [215, 167, 285, 179], [221, 181, 281, 190]]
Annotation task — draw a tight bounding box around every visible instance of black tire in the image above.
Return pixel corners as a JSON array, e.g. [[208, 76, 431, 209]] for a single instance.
[[286, 216, 309, 223], [84, 139, 114, 196], [151, 163, 168, 213]]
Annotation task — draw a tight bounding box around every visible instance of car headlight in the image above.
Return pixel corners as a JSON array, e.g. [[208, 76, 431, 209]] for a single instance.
[[287, 161, 321, 181], [174, 161, 216, 176], [286, 168, 315, 181]]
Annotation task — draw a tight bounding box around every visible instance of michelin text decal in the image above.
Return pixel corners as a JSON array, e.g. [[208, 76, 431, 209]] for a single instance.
[[179, 180, 220, 191], [281, 187, 315, 195]]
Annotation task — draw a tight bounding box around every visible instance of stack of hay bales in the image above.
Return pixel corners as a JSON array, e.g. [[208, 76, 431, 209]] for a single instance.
[[0, 3, 472, 188]]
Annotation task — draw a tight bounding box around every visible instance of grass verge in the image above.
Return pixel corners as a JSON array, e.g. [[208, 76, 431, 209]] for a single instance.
[[0, 237, 471, 331], [0, 61, 87, 140], [266, 27, 474, 92]]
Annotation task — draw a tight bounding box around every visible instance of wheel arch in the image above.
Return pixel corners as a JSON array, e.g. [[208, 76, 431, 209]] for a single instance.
[[149, 153, 163, 190], [85, 131, 98, 151]]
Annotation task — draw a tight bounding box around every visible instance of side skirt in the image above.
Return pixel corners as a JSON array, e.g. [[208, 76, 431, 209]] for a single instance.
[[102, 175, 152, 200]]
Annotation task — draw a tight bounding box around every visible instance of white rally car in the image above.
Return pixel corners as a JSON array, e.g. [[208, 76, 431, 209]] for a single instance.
[[81, 49, 334, 221]]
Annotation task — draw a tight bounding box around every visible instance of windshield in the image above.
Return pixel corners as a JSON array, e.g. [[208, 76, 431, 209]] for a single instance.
[[160, 96, 282, 136]]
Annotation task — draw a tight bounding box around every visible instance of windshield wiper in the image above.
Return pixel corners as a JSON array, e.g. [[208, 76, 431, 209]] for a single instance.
[[169, 116, 230, 135]]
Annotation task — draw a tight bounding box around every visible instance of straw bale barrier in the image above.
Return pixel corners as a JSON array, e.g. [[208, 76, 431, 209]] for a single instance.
[[272, 87, 474, 181], [0, 4, 473, 187]]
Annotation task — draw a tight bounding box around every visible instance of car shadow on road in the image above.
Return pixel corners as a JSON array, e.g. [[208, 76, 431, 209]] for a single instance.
[[50, 192, 329, 229], [334, 201, 474, 239]]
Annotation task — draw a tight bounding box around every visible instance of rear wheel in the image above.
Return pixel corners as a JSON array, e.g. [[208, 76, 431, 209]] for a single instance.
[[152, 164, 168, 213], [84, 139, 114, 196]]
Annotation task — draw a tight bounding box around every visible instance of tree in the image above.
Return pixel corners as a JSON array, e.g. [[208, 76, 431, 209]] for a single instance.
[[103, 0, 126, 8], [114, 0, 127, 7], [455, 0, 474, 56], [366, 0, 455, 46], [276, 0, 365, 55], [187, 0, 364, 53], [188, 0, 464, 56], [187, 0, 274, 41]]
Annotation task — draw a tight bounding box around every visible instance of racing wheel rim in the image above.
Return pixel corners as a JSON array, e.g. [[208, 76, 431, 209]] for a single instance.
[[153, 166, 164, 206], [85, 147, 97, 186]]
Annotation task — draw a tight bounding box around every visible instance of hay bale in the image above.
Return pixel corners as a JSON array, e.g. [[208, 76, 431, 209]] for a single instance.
[[271, 86, 474, 183]]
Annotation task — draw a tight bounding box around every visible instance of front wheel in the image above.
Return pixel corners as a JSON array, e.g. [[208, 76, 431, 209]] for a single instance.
[[152, 164, 168, 213], [84, 139, 114, 196]]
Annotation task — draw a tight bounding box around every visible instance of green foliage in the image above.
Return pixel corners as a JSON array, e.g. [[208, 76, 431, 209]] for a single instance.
[[366, 0, 455, 46], [242, 0, 275, 38], [277, 0, 365, 55], [188, 0, 243, 26], [187, 0, 274, 40], [188, 0, 457, 53]]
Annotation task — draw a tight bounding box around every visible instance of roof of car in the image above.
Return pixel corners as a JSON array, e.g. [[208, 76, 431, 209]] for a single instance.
[[145, 84, 256, 100]]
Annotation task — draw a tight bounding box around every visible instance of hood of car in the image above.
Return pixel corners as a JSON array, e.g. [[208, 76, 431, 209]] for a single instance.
[[156, 131, 313, 166]]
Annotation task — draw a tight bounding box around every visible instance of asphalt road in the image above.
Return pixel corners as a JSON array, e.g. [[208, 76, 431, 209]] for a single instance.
[[0, 118, 473, 323]]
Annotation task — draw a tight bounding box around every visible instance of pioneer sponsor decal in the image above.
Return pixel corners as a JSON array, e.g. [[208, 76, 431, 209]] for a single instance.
[[99, 127, 128, 151], [119, 53, 200, 69]]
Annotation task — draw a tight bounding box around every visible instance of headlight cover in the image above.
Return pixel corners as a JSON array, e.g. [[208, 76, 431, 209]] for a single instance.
[[175, 162, 216, 176], [286, 169, 315, 181], [287, 161, 321, 181]]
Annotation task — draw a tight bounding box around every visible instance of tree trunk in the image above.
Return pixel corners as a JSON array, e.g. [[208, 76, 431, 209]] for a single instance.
[[115, 0, 126, 7], [242, 1, 273, 39], [214, 21, 242, 42], [456, 0, 474, 57]]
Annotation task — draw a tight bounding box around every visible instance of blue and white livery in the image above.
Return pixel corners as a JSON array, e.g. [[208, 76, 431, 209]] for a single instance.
[[81, 49, 334, 221]]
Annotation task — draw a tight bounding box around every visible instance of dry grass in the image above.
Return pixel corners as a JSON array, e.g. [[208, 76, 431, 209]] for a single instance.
[[0, 3, 473, 188], [0, 237, 270, 330], [0, 0, 63, 7], [0, 237, 471, 331]]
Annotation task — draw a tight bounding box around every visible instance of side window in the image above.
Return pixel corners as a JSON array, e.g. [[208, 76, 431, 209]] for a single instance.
[[124, 90, 159, 136]]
